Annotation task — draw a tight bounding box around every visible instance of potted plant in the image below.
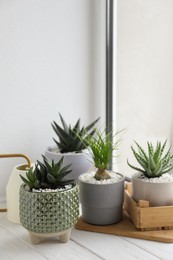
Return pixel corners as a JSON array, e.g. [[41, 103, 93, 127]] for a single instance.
[[78, 128, 125, 225], [127, 140, 173, 206], [19, 156, 79, 244], [44, 113, 99, 180]]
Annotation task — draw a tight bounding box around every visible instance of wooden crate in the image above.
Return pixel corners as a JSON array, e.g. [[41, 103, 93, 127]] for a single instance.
[[124, 183, 173, 231]]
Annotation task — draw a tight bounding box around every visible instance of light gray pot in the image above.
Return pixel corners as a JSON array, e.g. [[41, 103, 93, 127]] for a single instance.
[[79, 172, 125, 225], [44, 146, 92, 180], [132, 173, 173, 206]]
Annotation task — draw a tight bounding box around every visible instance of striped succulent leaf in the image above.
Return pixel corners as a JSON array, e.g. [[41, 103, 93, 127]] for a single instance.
[[127, 140, 173, 178]]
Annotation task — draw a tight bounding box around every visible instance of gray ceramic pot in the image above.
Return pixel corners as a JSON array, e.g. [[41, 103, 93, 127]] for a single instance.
[[79, 172, 125, 225], [44, 147, 92, 180], [132, 173, 173, 206]]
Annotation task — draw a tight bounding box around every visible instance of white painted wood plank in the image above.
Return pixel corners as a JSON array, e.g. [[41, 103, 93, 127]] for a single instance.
[[0, 226, 46, 260], [0, 213, 101, 260], [71, 228, 161, 260], [1, 205, 173, 260], [25, 239, 103, 260], [124, 237, 173, 260]]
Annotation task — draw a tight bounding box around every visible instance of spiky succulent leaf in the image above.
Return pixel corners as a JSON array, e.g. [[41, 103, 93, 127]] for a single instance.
[[127, 159, 146, 174], [20, 167, 40, 190], [20, 156, 75, 190], [131, 146, 148, 171], [147, 142, 154, 157], [52, 121, 71, 144], [59, 113, 69, 133], [52, 114, 100, 153], [128, 140, 173, 178], [134, 141, 148, 161]]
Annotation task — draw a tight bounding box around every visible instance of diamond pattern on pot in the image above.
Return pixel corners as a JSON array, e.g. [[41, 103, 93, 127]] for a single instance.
[[19, 185, 79, 233]]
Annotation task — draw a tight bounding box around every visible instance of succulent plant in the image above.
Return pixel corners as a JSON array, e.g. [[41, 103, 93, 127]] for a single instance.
[[20, 156, 75, 190], [82, 128, 123, 180], [51, 113, 99, 153], [127, 140, 173, 178]]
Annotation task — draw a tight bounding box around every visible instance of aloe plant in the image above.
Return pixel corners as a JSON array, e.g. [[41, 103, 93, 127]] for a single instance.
[[82, 128, 123, 180], [127, 140, 173, 178], [20, 156, 75, 190], [51, 113, 99, 153]]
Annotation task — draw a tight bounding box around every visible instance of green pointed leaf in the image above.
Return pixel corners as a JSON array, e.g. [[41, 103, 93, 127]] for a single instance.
[[52, 121, 72, 144], [134, 141, 148, 161], [128, 140, 173, 178], [131, 146, 148, 170], [85, 117, 100, 132], [127, 160, 145, 174], [59, 113, 69, 133], [47, 173, 56, 184], [73, 119, 80, 133]]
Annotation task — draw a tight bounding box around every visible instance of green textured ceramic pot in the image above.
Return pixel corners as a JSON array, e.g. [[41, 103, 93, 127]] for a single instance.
[[19, 184, 79, 234]]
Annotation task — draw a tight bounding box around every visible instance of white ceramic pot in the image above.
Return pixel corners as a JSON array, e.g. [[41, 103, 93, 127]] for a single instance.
[[132, 173, 173, 206], [44, 147, 93, 180], [6, 164, 32, 223]]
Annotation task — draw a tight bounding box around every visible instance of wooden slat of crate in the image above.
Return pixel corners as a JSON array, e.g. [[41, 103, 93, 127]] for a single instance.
[[139, 206, 173, 229], [124, 187, 140, 228], [124, 183, 173, 230]]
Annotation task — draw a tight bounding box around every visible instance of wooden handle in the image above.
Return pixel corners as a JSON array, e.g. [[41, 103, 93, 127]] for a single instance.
[[0, 153, 31, 168], [0, 208, 7, 212]]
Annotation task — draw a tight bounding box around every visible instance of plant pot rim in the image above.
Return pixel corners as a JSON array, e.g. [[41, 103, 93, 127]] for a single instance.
[[132, 172, 173, 184], [20, 182, 78, 194], [79, 171, 125, 186], [46, 146, 89, 156]]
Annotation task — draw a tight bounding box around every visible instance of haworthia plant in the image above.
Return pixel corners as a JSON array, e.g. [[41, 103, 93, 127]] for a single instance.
[[20, 156, 75, 190], [51, 113, 99, 153], [127, 140, 173, 178]]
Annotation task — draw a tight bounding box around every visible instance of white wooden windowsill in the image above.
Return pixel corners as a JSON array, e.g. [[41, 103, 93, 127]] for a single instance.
[[1, 212, 173, 259]]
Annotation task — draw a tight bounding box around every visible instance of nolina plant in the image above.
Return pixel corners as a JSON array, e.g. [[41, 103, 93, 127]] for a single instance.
[[127, 140, 173, 178], [83, 128, 123, 181]]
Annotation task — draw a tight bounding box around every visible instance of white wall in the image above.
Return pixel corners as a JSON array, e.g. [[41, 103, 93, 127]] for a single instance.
[[116, 0, 173, 176], [0, 0, 106, 203]]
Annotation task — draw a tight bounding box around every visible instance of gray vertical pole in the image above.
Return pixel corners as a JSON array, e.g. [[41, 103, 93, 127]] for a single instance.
[[106, 0, 114, 169]]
